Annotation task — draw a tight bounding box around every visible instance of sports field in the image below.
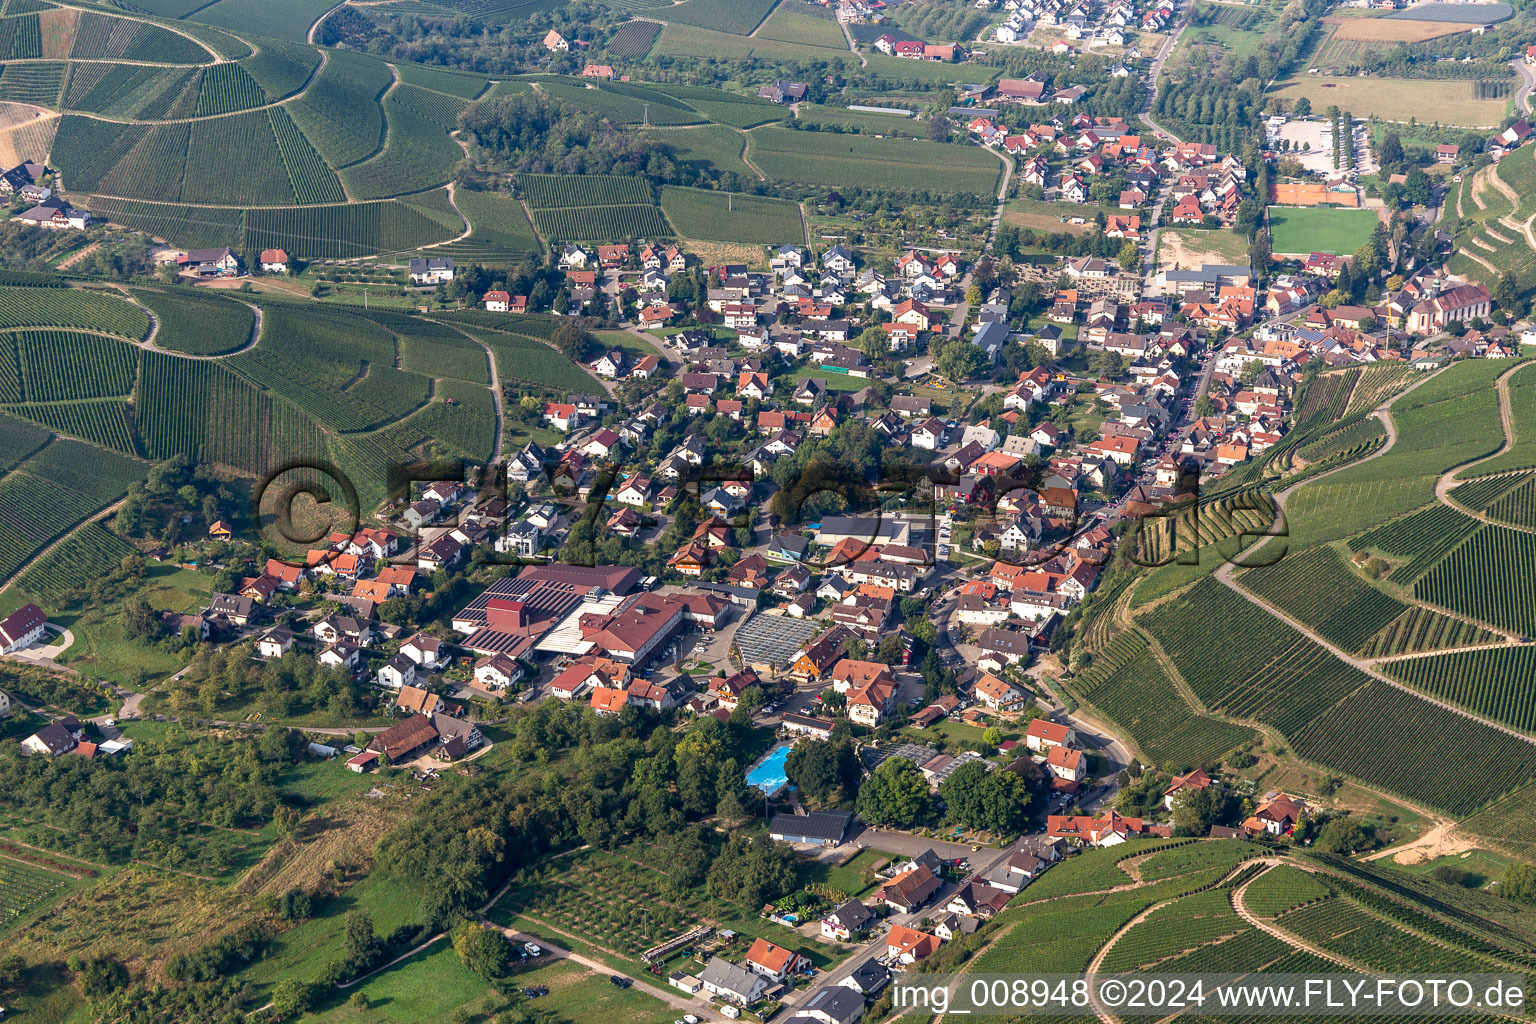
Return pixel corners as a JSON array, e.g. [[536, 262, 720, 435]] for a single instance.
[[1267, 205, 1379, 256]]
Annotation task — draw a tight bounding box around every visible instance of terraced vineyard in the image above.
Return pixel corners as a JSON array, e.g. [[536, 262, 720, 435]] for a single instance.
[[1358, 605, 1502, 658], [1387, 646, 1536, 733], [1130, 488, 1275, 568], [1293, 679, 1536, 816], [1416, 523, 1536, 635], [1347, 503, 1481, 583], [17, 520, 135, 598], [1241, 865, 1331, 918], [130, 287, 254, 356], [1239, 545, 1407, 653], [1296, 416, 1385, 466], [1072, 630, 1255, 766]]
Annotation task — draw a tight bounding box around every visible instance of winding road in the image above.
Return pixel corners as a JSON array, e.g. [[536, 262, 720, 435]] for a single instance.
[[1214, 363, 1536, 748]]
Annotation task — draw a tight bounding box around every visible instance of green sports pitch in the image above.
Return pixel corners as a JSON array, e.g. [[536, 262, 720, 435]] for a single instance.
[[1267, 205, 1379, 257]]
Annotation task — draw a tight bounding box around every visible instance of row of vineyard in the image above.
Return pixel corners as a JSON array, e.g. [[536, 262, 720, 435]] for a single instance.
[[228, 349, 390, 433], [1358, 605, 1502, 659], [475, 329, 601, 393], [1346, 503, 1481, 584], [194, 62, 264, 117], [1240, 865, 1330, 918], [0, 858, 69, 920], [519, 173, 653, 209], [1073, 630, 1255, 767], [1129, 489, 1274, 568], [90, 195, 461, 257], [530, 204, 671, 243], [0, 409, 47, 470], [136, 352, 324, 475], [1276, 897, 1507, 975], [1297, 417, 1385, 466], [131, 287, 254, 356], [1136, 576, 1536, 813], [1292, 367, 1358, 425], [267, 106, 346, 206], [3, 329, 138, 402], [1343, 363, 1416, 416], [18, 520, 136, 599], [4, 399, 138, 454], [1415, 524, 1536, 636], [1486, 475, 1536, 529], [1387, 645, 1536, 733], [1293, 680, 1536, 816], [0, 439, 145, 579], [1099, 887, 1246, 974], [1142, 579, 1370, 736], [1239, 546, 1407, 653], [0, 287, 148, 338], [1448, 470, 1530, 513]]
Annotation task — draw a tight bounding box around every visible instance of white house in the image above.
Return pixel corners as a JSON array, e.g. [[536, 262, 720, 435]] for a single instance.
[[377, 653, 417, 690], [1025, 718, 1075, 752], [0, 603, 47, 654], [408, 257, 454, 285], [474, 653, 523, 691], [400, 633, 447, 671]]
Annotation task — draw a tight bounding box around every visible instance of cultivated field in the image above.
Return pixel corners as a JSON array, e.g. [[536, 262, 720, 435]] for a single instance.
[[748, 126, 1002, 194], [1268, 75, 1510, 127], [660, 186, 803, 244]]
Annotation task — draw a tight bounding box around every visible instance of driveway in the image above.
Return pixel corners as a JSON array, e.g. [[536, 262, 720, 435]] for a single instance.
[[496, 929, 703, 1016]]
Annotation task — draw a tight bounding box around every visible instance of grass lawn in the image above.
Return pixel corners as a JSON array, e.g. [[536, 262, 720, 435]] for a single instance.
[[240, 873, 433, 998], [791, 366, 869, 392], [31, 559, 214, 689], [654, 22, 857, 62], [661, 186, 805, 245], [901, 716, 1025, 751], [304, 942, 491, 1023], [1003, 198, 1100, 235], [1267, 75, 1510, 127], [798, 847, 899, 898], [280, 759, 389, 808], [1267, 205, 1379, 256], [596, 330, 661, 360], [1384, 847, 1513, 888]]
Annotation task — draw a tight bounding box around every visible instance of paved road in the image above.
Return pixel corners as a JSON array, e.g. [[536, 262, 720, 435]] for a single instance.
[[1515, 59, 1536, 116], [1137, 0, 1193, 146], [496, 929, 704, 1015], [779, 842, 1018, 1014]]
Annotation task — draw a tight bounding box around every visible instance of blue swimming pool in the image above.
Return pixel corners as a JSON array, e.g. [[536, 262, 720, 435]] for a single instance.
[[746, 743, 792, 797]]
